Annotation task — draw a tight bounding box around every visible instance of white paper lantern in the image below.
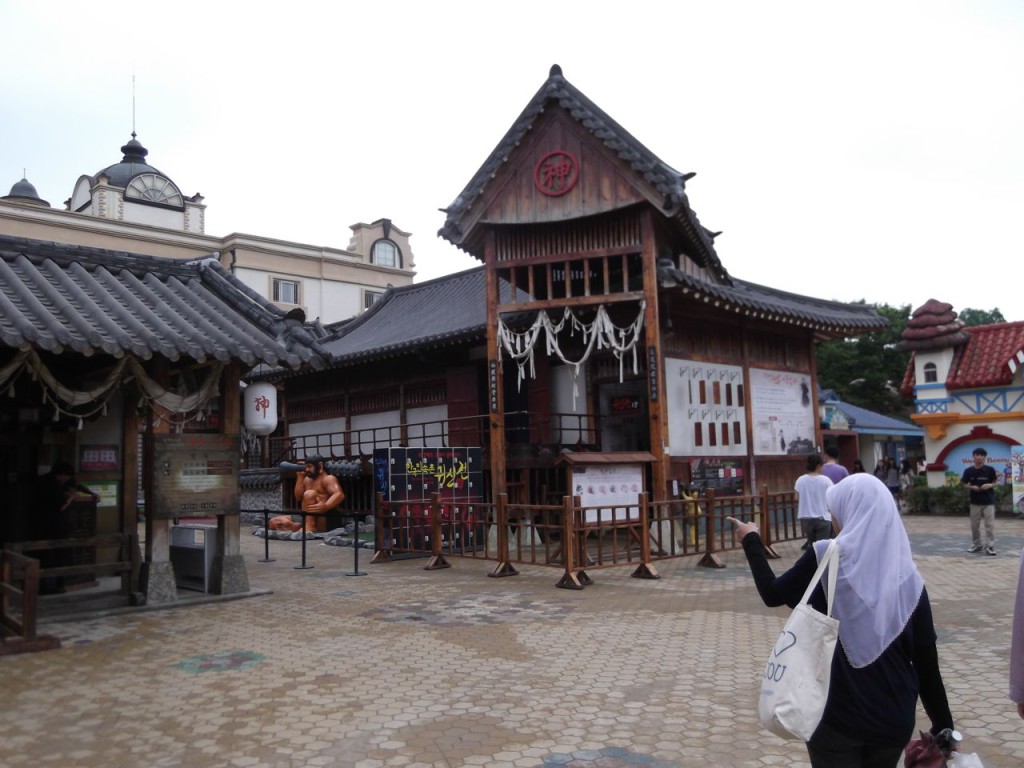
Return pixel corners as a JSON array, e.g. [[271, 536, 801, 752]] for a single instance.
[[244, 382, 278, 435]]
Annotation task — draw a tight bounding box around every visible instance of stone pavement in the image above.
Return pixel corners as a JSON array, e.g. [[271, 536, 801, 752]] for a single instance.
[[2, 515, 1023, 768]]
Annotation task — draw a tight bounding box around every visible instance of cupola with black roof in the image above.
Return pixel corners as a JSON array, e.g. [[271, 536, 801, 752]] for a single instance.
[[69, 133, 205, 233]]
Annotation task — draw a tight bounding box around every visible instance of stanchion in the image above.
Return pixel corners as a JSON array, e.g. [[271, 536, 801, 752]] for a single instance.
[[258, 509, 275, 563], [294, 511, 314, 570], [344, 511, 366, 576]]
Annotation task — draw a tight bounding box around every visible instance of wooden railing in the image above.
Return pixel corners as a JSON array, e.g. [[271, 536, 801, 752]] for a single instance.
[[1, 550, 60, 654], [7, 533, 136, 583], [367, 486, 801, 589]]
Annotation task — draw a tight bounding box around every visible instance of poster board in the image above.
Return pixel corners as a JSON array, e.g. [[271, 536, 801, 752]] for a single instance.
[[558, 453, 653, 524], [373, 447, 482, 502], [153, 433, 239, 519], [689, 458, 745, 496], [748, 368, 816, 456], [665, 358, 747, 456]]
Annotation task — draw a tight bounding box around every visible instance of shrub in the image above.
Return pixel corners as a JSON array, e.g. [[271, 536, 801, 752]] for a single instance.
[[903, 486, 932, 515], [902, 485, 969, 516]]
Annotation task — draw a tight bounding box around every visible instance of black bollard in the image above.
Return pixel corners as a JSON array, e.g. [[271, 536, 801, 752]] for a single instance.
[[258, 509, 275, 563], [345, 511, 366, 577], [294, 510, 314, 570]]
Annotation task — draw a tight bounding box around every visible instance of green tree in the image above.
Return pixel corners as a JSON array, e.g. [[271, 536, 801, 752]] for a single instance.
[[815, 302, 913, 418], [958, 307, 1006, 327]]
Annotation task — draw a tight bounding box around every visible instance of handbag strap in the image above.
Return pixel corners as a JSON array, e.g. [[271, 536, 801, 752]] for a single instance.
[[797, 539, 840, 617]]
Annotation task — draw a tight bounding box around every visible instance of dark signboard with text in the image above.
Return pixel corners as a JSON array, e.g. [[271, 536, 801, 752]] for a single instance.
[[153, 433, 239, 519], [373, 447, 482, 503]]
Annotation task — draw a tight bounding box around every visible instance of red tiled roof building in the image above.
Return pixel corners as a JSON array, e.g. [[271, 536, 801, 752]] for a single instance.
[[899, 299, 1023, 486]]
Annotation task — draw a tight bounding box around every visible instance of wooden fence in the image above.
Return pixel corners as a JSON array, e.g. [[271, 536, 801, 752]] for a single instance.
[[1, 550, 61, 655], [370, 487, 801, 588]]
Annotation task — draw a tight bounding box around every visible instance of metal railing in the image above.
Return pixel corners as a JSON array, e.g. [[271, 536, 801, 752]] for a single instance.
[[255, 411, 598, 467]]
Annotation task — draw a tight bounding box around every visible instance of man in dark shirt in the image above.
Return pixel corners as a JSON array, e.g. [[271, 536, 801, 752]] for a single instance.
[[961, 447, 998, 556]]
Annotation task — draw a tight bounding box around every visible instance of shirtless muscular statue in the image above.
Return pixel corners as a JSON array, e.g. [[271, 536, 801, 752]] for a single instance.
[[292, 454, 345, 533]]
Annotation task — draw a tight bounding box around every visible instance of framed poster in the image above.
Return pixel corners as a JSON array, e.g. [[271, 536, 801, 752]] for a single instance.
[[665, 358, 747, 456], [80, 444, 119, 471], [689, 458, 745, 496], [571, 463, 644, 523], [748, 368, 816, 456], [153, 433, 239, 519], [88, 480, 120, 509]]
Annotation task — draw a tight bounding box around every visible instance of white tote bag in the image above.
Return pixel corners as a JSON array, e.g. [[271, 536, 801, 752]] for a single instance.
[[758, 539, 840, 741]]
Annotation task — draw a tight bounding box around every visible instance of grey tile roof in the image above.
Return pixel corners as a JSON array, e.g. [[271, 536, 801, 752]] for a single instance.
[[0, 235, 329, 370], [656, 260, 888, 334], [438, 65, 726, 280], [318, 268, 494, 364]]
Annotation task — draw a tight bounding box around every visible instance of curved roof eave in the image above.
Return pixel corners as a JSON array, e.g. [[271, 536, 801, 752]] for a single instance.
[[656, 260, 888, 336]]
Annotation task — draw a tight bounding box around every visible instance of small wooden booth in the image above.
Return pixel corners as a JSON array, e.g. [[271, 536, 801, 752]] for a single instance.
[[0, 235, 327, 627]]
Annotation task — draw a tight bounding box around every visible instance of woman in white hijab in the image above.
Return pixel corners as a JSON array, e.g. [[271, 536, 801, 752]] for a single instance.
[[729, 473, 954, 767]]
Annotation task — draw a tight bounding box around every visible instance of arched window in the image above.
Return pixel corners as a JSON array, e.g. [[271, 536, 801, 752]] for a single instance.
[[371, 239, 400, 268], [923, 362, 938, 383], [125, 173, 184, 208]]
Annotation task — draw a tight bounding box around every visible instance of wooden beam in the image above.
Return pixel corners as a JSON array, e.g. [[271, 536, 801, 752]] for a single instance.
[[641, 211, 668, 503], [485, 230, 507, 501]]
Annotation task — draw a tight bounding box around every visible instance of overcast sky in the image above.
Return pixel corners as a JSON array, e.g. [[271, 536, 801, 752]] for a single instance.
[[3, 1, 1021, 320]]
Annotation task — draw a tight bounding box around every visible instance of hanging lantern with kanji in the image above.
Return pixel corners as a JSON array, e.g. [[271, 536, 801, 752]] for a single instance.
[[243, 382, 278, 435]]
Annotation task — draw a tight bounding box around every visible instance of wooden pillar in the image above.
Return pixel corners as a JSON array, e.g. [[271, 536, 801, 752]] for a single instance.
[[141, 359, 177, 603], [213, 363, 249, 594], [484, 230, 507, 500], [121, 392, 141, 597], [808, 332, 823, 453], [741, 318, 756, 493], [640, 211, 668, 502]]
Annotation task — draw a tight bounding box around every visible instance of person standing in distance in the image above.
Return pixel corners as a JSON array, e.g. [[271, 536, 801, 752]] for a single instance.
[[293, 454, 345, 534], [796, 454, 833, 550], [961, 447, 999, 555], [822, 446, 849, 485]]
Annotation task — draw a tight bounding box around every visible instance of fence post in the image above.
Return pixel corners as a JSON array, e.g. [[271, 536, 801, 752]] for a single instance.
[[760, 484, 781, 559], [489, 493, 518, 578], [556, 495, 588, 589], [0, 552, 60, 655], [424, 493, 451, 570], [697, 489, 725, 569], [631, 493, 659, 579]]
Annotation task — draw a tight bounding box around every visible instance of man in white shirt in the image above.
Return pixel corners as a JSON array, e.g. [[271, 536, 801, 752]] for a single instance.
[[796, 454, 834, 550]]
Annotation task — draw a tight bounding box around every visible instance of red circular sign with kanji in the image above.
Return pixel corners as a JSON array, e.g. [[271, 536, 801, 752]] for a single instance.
[[533, 150, 579, 196]]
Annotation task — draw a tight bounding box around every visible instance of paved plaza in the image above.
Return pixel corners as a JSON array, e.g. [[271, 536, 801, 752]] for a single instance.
[[2, 515, 1023, 768]]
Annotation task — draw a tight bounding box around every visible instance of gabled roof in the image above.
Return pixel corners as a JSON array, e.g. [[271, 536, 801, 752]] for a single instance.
[[0, 235, 329, 370], [438, 65, 726, 280], [819, 390, 922, 437], [315, 267, 495, 366], [656, 261, 888, 337], [946, 321, 1024, 389]]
